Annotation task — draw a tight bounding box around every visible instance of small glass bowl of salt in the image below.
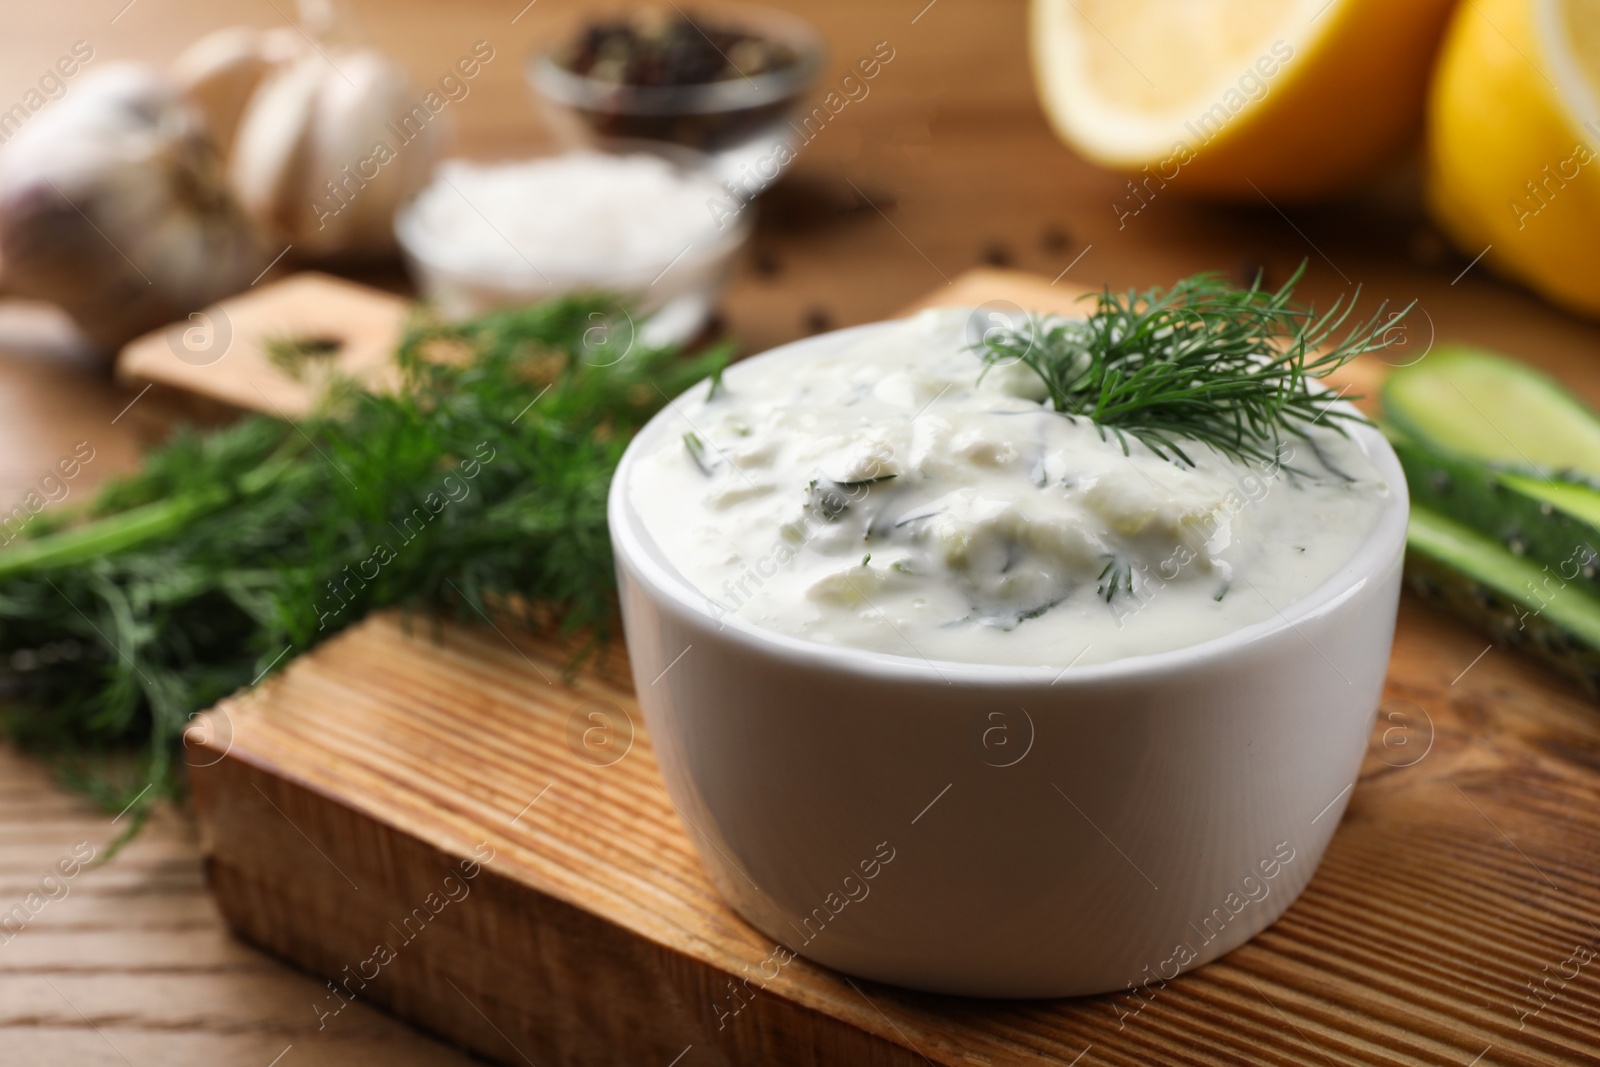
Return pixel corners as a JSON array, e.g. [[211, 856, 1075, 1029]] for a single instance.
[[395, 144, 750, 345]]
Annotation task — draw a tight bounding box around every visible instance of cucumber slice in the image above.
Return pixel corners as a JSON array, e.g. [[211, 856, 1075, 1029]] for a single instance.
[[1393, 432, 1600, 599], [1384, 345, 1600, 485], [1509, 476, 1600, 531], [1385, 347, 1600, 697], [1407, 506, 1600, 699]]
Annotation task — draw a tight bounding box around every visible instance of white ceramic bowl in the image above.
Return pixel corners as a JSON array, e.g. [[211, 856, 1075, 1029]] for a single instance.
[[608, 319, 1408, 999]]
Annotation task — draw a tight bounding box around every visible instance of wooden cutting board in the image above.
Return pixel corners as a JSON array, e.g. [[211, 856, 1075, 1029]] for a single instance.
[[116, 272, 409, 422], [188, 272, 1600, 1066]]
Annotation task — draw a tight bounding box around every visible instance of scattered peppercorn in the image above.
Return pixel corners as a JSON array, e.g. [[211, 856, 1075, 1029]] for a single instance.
[[981, 241, 1013, 268], [803, 307, 834, 334], [1039, 225, 1071, 253]]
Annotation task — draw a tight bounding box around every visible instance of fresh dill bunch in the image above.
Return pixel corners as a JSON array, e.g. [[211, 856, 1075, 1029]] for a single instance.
[[0, 297, 728, 842], [974, 263, 1411, 468]]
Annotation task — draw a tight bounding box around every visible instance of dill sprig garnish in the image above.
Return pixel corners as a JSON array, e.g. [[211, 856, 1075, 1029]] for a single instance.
[[974, 264, 1411, 468], [0, 297, 728, 844]]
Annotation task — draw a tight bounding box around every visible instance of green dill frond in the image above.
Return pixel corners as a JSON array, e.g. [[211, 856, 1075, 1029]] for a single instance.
[[974, 263, 1411, 468]]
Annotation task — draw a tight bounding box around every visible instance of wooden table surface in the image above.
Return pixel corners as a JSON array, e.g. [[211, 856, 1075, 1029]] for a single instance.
[[2, 1, 1599, 1064]]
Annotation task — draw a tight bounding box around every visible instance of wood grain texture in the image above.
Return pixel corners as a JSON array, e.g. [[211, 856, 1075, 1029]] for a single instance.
[[0, 744, 480, 1067], [187, 598, 1600, 1067]]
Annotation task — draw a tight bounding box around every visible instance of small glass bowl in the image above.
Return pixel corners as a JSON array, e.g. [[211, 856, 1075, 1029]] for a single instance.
[[395, 142, 750, 346], [527, 3, 825, 191]]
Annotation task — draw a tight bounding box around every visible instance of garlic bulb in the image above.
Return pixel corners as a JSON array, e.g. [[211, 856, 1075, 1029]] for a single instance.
[[228, 48, 440, 259], [0, 63, 263, 349]]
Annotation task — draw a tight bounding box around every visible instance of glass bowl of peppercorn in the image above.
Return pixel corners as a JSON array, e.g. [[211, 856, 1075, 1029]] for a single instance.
[[528, 4, 824, 195]]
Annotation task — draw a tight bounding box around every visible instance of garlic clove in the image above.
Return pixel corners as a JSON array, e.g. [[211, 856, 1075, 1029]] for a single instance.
[[229, 45, 440, 260], [261, 26, 304, 64], [170, 25, 303, 156], [300, 49, 438, 257], [229, 52, 323, 247]]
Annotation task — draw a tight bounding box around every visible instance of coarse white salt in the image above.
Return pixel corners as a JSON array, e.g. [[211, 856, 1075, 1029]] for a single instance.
[[403, 152, 729, 282]]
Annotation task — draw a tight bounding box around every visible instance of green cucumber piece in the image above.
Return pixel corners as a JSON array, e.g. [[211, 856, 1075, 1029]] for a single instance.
[[1392, 432, 1600, 598], [1384, 345, 1600, 485], [1406, 506, 1600, 699], [1510, 477, 1600, 531]]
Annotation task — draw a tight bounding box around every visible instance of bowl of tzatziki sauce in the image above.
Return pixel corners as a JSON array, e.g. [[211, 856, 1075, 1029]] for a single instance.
[[608, 306, 1408, 998]]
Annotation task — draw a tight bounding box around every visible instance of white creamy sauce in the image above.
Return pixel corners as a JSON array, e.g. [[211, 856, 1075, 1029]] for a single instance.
[[627, 308, 1389, 668]]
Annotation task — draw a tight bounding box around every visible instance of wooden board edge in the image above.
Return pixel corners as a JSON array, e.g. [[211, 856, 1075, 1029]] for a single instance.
[[191, 747, 931, 1067]]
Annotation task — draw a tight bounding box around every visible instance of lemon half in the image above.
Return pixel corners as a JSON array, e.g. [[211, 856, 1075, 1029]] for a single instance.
[[1428, 0, 1600, 316], [1030, 0, 1458, 200]]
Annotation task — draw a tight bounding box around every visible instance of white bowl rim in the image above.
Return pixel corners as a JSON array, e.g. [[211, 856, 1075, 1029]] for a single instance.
[[608, 314, 1411, 689]]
